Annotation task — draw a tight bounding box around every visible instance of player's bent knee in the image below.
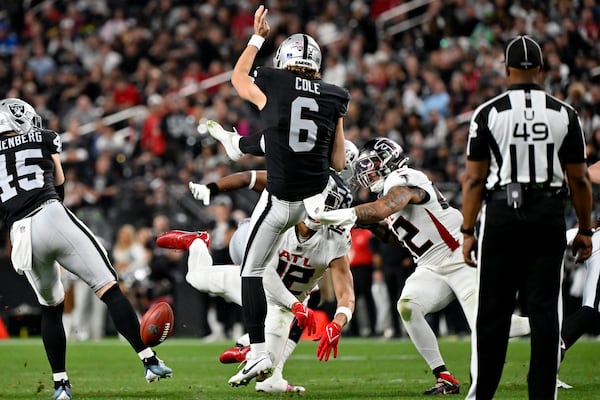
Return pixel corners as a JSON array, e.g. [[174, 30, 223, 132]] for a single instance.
[[398, 298, 413, 322]]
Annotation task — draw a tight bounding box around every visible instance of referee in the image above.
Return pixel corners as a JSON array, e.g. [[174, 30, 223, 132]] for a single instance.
[[460, 35, 593, 400]]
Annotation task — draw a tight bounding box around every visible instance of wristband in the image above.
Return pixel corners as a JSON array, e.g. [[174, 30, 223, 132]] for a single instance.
[[335, 306, 353, 324], [248, 34, 265, 49], [206, 182, 219, 196], [578, 228, 594, 237], [460, 226, 475, 236], [248, 170, 257, 190]]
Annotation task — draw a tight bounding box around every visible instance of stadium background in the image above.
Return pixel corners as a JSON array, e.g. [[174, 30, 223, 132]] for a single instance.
[[0, 0, 599, 341]]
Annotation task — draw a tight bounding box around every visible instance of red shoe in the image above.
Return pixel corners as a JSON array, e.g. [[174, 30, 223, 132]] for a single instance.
[[156, 230, 210, 250], [219, 345, 250, 364]]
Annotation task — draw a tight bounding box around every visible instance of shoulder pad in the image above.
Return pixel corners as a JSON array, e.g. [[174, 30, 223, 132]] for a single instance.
[[384, 167, 430, 192]]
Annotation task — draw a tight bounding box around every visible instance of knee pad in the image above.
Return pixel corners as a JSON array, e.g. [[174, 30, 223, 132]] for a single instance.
[[398, 297, 418, 322]]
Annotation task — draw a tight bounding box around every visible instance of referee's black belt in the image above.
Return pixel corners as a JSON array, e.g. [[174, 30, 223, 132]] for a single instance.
[[486, 185, 566, 201]]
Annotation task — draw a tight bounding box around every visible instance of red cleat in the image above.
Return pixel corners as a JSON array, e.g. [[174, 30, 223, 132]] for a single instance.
[[219, 345, 250, 364], [156, 230, 211, 250]]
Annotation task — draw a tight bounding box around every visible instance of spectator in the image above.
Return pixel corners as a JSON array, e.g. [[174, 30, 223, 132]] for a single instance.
[[112, 224, 150, 315], [347, 228, 377, 337]]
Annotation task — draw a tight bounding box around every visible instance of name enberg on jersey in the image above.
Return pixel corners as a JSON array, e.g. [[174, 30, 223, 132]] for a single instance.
[[0, 131, 44, 149]]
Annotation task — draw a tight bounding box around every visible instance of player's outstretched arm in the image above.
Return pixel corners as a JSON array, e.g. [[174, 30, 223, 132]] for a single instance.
[[317, 185, 426, 226], [317, 254, 354, 361], [231, 5, 269, 109], [189, 170, 267, 205]]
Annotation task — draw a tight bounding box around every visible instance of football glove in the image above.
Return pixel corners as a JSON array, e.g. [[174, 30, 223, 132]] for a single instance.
[[317, 321, 342, 361], [291, 302, 316, 336], [189, 182, 211, 205], [316, 208, 357, 227]]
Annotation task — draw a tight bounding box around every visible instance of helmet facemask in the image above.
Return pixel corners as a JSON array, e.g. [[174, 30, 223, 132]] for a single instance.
[[355, 138, 409, 194], [356, 156, 386, 193]]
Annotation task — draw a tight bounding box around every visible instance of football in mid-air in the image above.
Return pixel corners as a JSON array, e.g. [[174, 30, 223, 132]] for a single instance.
[[140, 302, 174, 347]]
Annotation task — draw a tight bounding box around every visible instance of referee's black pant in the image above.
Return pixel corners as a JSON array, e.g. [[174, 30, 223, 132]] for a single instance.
[[468, 193, 566, 400]]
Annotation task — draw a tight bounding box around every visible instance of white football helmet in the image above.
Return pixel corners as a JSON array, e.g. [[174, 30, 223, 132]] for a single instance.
[[0, 111, 14, 134], [355, 138, 409, 193], [0, 98, 42, 135], [338, 140, 359, 185], [273, 33, 322, 72]]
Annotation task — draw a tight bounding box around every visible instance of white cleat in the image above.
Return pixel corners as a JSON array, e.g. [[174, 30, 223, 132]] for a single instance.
[[206, 120, 243, 161], [255, 376, 306, 393], [556, 378, 573, 389], [228, 352, 273, 387]]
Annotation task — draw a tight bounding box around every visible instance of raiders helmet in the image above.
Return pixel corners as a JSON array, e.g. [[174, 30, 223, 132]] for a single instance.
[[355, 138, 409, 193], [273, 33, 322, 72], [0, 98, 42, 135]]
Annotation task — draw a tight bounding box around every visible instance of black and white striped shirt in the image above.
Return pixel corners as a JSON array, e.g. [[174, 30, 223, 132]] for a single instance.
[[466, 83, 587, 190]]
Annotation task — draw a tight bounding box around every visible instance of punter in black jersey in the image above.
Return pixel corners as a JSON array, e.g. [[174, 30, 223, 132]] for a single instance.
[[216, 5, 349, 387], [0, 98, 172, 400]]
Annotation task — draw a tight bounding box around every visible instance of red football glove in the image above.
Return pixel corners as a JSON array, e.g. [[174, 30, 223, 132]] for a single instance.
[[291, 302, 316, 336], [317, 321, 342, 361]]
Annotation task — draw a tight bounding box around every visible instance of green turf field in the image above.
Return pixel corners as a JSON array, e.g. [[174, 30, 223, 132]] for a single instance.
[[1, 336, 598, 399]]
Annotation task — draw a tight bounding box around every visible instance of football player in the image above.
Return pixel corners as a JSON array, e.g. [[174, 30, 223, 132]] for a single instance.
[[315, 137, 531, 395], [158, 172, 355, 392], [209, 5, 349, 386], [558, 160, 600, 387], [0, 98, 172, 400]]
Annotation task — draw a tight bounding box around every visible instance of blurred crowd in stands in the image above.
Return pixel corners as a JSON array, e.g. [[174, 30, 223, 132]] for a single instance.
[[1, 0, 600, 340]]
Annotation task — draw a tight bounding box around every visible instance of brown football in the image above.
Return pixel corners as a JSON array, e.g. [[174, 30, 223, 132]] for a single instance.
[[140, 302, 174, 347]]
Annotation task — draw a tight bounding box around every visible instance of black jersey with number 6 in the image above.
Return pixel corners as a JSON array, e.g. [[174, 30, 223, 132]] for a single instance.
[[0, 129, 62, 228], [253, 67, 350, 201]]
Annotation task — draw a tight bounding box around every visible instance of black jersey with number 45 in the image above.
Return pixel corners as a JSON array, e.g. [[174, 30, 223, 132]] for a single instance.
[[0, 129, 62, 228], [253, 67, 350, 201]]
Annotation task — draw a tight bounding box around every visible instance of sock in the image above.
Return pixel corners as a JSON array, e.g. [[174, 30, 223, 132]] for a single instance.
[[138, 348, 155, 360], [242, 276, 267, 343], [53, 372, 69, 385], [239, 134, 265, 156], [251, 342, 267, 356], [277, 339, 297, 369], [432, 365, 448, 379], [41, 303, 66, 373], [100, 284, 146, 352], [562, 306, 600, 349]]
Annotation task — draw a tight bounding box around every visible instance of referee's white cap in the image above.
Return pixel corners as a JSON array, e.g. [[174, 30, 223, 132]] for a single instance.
[[505, 35, 543, 70]]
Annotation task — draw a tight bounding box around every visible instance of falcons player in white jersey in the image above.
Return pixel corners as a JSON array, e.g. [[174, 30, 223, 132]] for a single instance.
[[316, 138, 531, 395], [157, 171, 355, 393]]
